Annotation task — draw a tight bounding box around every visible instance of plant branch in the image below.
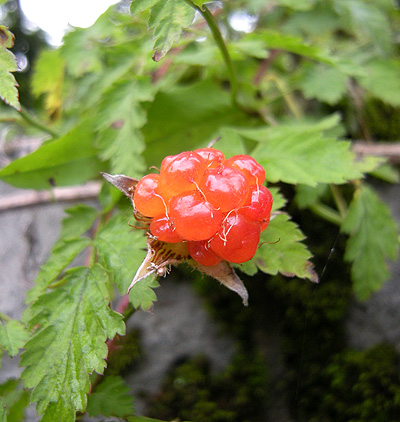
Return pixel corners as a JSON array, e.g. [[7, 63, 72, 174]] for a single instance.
[[0, 311, 12, 322], [183, 0, 239, 105], [330, 184, 347, 219], [0, 182, 101, 212], [19, 107, 59, 139]]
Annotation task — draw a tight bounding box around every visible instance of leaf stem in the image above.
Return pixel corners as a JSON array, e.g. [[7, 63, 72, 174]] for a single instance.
[[183, 1, 239, 105], [309, 203, 343, 226], [19, 107, 59, 138], [330, 184, 347, 219], [0, 311, 12, 322]]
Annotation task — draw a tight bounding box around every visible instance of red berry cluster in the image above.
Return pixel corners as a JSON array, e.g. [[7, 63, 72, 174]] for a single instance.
[[133, 148, 273, 266]]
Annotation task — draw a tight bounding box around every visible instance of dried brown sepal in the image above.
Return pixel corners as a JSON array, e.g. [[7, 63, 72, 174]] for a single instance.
[[101, 172, 138, 199], [189, 260, 249, 306], [128, 236, 190, 292]]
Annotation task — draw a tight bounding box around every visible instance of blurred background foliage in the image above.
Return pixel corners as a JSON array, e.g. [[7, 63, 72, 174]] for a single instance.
[[0, 0, 400, 421]]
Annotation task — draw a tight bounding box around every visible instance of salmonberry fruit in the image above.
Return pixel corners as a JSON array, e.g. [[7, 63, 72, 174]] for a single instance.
[[159, 151, 206, 199], [169, 191, 223, 241], [239, 185, 273, 222], [150, 214, 183, 243], [225, 155, 266, 186], [200, 166, 249, 213], [187, 240, 222, 266], [210, 213, 261, 263], [194, 147, 225, 169], [134, 173, 166, 217]]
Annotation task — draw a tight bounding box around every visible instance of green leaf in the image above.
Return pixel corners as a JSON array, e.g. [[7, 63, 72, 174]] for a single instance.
[[26, 205, 98, 304], [25, 237, 92, 304], [356, 59, 400, 107], [0, 120, 102, 189], [333, 0, 392, 55], [0, 320, 29, 357], [142, 80, 250, 167], [31, 49, 65, 117], [0, 379, 30, 422], [128, 276, 159, 311], [239, 116, 364, 186], [96, 78, 154, 177], [0, 26, 20, 111], [21, 265, 125, 419], [341, 185, 399, 300], [240, 212, 318, 282], [59, 204, 99, 239], [86, 376, 134, 417], [131, 0, 195, 61], [299, 63, 348, 105], [60, 11, 117, 77], [278, 0, 316, 10]]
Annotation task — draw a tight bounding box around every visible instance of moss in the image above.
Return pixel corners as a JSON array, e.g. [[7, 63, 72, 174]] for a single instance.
[[362, 98, 400, 141], [300, 343, 400, 422], [145, 351, 268, 422]]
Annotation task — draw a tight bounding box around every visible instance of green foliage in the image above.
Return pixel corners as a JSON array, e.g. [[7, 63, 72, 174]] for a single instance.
[[0, 320, 29, 357], [341, 185, 399, 299], [0, 379, 30, 422], [131, 0, 195, 61], [21, 265, 125, 420], [86, 376, 135, 417], [0, 26, 20, 111], [0, 0, 399, 421]]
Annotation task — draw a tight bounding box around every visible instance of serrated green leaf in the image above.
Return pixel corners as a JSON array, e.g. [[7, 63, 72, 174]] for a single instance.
[[25, 237, 92, 304], [142, 80, 249, 167], [128, 276, 159, 311], [0, 320, 29, 357], [245, 30, 333, 64], [0, 26, 20, 111], [341, 185, 399, 300], [240, 116, 364, 186], [60, 11, 116, 77], [21, 265, 125, 418], [0, 120, 102, 189], [356, 59, 400, 107], [0, 379, 30, 422], [132, 0, 195, 60], [240, 213, 317, 282], [26, 205, 98, 304], [86, 376, 134, 417], [59, 205, 99, 239], [95, 213, 159, 310], [333, 0, 392, 55], [299, 63, 348, 105], [31, 49, 65, 117], [96, 78, 154, 177]]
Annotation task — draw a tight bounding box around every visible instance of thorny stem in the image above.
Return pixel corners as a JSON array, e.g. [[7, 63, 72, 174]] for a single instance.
[[183, 0, 239, 106], [19, 107, 59, 139]]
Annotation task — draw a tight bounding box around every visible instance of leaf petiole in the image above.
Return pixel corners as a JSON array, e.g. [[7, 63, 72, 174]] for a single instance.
[[183, 0, 239, 105]]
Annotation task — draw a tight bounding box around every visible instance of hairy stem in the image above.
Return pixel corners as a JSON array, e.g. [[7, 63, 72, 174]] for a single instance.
[[183, 0, 239, 105], [19, 107, 59, 138], [0, 311, 12, 322]]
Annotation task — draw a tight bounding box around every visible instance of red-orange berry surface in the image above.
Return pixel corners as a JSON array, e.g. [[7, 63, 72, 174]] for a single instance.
[[133, 148, 273, 266]]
